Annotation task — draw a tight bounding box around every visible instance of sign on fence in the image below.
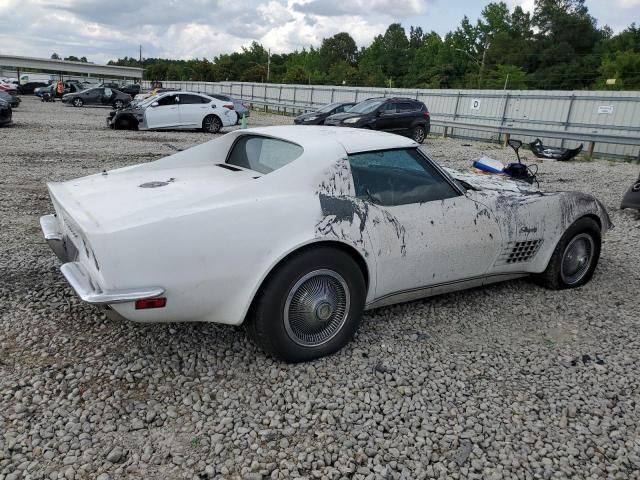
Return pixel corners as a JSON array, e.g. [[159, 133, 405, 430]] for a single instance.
[[597, 105, 614, 115]]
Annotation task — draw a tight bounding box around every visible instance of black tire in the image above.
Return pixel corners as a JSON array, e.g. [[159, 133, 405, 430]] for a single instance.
[[72, 98, 83, 107], [247, 247, 366, 362], [202, 114, 222, 133], [115, 117, 131, 130], [535, 217, 601, 289], [412, 125, 426, 144]]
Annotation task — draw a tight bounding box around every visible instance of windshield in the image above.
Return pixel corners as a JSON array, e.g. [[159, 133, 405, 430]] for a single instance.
[[348, 99, 384, 114], [316, 102, 342, 113], [139, 95, 159, 107]]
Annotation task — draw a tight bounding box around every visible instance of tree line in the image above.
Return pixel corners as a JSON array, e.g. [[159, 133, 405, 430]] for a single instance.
[[107, 0, 640, 90]]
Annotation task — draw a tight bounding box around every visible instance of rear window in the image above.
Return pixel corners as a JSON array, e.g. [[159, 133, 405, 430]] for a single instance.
[[226, 135, 303, 174]]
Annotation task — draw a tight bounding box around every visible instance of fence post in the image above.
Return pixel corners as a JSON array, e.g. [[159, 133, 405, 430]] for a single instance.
[[498, 93, 510, 144], [561, 94, 576, 148], [293, 85, 297, 107], [587, 141, 595, 158], [240, 83, 244, 99], [453, 91, 461, 120], [330, 88, 335, 103], [310, 86, 314, 109]]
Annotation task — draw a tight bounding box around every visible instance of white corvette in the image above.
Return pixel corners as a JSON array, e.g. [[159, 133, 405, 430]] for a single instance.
[[41, 127, 612, 361]]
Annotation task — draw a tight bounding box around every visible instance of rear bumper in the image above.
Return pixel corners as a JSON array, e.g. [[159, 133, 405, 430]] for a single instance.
[[40, 214, 69, 262], [60, 262, 165, 305], [40, 214, 165, 305]]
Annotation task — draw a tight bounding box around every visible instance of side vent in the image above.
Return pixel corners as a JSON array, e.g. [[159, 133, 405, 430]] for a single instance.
[[496, 240, 543, 265], [216, 163, 242, 172]]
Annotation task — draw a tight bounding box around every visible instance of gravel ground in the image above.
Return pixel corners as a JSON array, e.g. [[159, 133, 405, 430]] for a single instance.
[[1, 96, 640, 480]]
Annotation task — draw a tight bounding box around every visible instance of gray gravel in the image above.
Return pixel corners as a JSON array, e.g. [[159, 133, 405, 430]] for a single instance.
[[1, 96, 639, 480]]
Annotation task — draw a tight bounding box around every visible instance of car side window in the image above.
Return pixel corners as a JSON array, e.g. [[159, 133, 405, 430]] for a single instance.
[[180, 94, 204, 104], [104, 88, 112, 96], [348, 149, 460, 206], [382, 103, 397, 114], [157, 95, 176, 106], [398, 102, 416, 112], [227, 135, 304, 174]]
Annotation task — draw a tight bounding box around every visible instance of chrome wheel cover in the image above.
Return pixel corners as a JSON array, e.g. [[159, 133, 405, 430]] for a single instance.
[[284, 269, 350, 347], [561, 233, 594, 285], [413, 127, 425, 143]]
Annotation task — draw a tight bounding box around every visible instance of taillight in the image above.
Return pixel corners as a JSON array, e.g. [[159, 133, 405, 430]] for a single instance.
[[223, 103, 234, 110], [423, 111, 430, 118], [135, 298, 167, 309]]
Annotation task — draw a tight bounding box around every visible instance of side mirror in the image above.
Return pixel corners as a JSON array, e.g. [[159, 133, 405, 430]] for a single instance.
[[376, 110, 383, 117], [150, 101, 159, 107]]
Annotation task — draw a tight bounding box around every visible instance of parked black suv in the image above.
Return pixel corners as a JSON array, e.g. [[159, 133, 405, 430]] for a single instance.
[[324, 97, 430, 143]]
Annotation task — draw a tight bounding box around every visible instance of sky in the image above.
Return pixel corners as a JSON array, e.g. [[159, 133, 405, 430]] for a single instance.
[[0, 0, 638, 65]]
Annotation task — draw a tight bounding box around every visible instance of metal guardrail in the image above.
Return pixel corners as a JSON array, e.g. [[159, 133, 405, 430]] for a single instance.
[[433, 119, 640, 158]]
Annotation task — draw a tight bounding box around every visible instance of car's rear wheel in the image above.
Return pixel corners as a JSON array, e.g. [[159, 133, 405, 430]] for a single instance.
[[247, 247, 366, 362], [113, 99, 125, 109], [536, 217, 601, 289], [412, 125, 426, 143], [72, 98, 83, 107], [203, 114, 222, 133]]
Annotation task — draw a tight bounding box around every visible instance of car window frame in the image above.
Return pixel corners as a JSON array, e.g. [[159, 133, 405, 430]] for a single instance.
[[224, 134, 304, 174], [348, 147, 464, 206]]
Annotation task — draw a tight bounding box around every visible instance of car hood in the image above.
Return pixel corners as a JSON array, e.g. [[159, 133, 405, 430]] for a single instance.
[[47, 162, 257, 233], [444, 167, 541, 194], [296, 111, 325, 121]]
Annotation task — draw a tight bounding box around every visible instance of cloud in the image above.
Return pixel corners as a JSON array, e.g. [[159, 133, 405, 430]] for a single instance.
[[0, 0, 635, 64], [293, 0, 427, 17]]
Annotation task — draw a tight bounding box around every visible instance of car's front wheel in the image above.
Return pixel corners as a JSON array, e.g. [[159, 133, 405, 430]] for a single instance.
[[411, 125, 426, 143], [248, 247, 366, 362], [72, 98, 83, 107], [536, 217, 601, 289], [113, 99, 125, 109], [202, 114, 222, 133]]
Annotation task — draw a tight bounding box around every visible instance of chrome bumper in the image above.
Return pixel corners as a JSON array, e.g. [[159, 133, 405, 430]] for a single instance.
[[40, 214, 70, 262], [60, 262, 164, 305], [41, 214, 165, 305]]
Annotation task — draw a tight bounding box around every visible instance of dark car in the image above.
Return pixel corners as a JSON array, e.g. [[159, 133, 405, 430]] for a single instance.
[[0, 91, 21, 108], [17, 82, 48, 94], [294, 101, 356, 125], [63, 83, 84, 95], [324, 97, 430, 143], [62, 87, 131, 108], [119, 84, 141, 96], [0, 99, 12, 126]]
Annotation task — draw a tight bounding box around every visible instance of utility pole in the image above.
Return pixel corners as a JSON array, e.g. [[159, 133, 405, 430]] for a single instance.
[[139, 45, 142, 63], [267, 48, 271, 82]]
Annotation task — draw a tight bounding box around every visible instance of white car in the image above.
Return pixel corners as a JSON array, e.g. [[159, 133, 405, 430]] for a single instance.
[[40, 126, 612, 362], [108, 91, 237, 132]]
